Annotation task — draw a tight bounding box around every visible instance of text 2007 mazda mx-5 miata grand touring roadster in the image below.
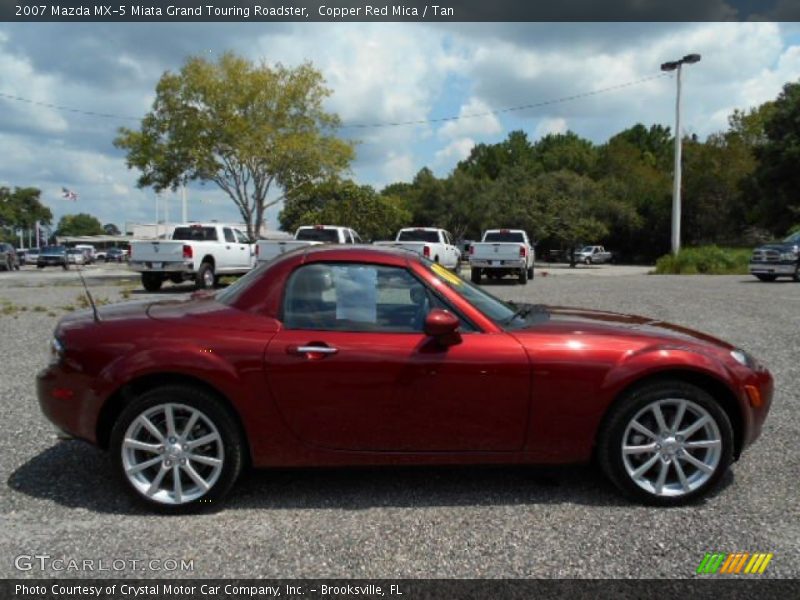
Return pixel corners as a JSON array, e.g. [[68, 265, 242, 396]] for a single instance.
[[37, 246, 773, 511]]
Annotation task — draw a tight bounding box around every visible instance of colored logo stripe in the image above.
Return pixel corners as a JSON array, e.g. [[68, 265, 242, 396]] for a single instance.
[[698, 552, 773, 574]]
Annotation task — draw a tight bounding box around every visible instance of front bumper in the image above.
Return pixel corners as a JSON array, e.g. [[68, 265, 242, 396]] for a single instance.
[[749, 261, 797, 275], [37, 365, 104, 445], [736, 367, 774, 453]]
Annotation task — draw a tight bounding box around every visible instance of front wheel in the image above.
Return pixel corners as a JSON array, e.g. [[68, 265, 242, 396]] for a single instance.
[[793, 264, 799, 282], [527, 266, 534, 279], [597, 380, 733, 506], [755, 274, 777, 282], [109, 385, 244, 512], [518, 267, 528, 285]]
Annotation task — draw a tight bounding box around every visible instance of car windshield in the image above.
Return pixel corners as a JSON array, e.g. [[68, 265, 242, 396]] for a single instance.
[[42, 246, 65, 253], [296, 228, 340, 242], [484, 231, 525, 243], [783, 232, 800, 244], [580, 246, 594, 253], [421, 260, 545, 329], [398, 230, 440, 243]]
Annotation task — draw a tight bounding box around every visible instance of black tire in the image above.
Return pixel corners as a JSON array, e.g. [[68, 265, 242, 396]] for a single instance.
[[597, 380, 733, 506], [518, 267, 528, 285], [37, 264, 44, 269], [196, 262, 215, 290], [169, 273, 184, 285], [141, 272, 163, 292], [109, 385, 245, 513], [755, 274, 776, 282], [793, 264, 799, 283], [527, 266, 534, 279], [62, 262, 69, 270], [470, 267, 481, 284]]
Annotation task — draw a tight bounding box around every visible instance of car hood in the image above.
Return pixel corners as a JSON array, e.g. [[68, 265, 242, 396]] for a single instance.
[[513, 305, 733, 350], [756, 241, 798, 252]]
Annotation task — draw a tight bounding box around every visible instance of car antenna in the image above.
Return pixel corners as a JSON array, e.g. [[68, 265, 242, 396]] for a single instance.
[[76, 265, 100, 323]]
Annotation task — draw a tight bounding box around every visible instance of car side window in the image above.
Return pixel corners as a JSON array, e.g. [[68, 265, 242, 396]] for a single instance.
[[234, 229, 248, 244], [223, 228, 235, 243], [352, 231, 362, 244], [282, 263, 472, 333]]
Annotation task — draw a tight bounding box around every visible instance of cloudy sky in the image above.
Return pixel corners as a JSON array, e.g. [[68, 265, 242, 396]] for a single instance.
[[1, 21, 799, 232]]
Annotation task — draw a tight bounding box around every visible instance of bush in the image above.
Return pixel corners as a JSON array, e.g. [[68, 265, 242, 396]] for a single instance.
[[654, 246, 751, 275]]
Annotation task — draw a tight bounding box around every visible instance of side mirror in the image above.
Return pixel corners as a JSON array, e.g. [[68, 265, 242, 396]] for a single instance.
[[424, 309, 462, 347]]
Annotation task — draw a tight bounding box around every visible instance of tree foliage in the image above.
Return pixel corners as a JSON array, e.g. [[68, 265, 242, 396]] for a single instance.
[[56, 213, 104, 236], [114, 52, 355, 240], [0, 187, 53, 230]]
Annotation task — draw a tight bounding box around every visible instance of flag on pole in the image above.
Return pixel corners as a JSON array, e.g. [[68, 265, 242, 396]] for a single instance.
[[61, 187, 78, 201]]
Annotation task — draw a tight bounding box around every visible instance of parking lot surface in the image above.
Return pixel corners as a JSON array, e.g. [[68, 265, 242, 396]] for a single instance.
[[0, 267, 797, 578]]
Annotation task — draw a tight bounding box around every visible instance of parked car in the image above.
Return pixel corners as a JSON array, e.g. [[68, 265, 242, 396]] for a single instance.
[[74, 244, 97, 264], [37, 245, 773, 511], [23, 248, 40, 265], [576, 245, 613, 265], [105, 248, 128, 263], [374, 227, 461, 270], [469, 229, 535, 285], [749, 231, 800, 282], [256, 225, 361, 264], [0, 243, 21, 271], [36, 245, 68, 270], [67, 248, 87, 266], [129, 223, 255, 291]]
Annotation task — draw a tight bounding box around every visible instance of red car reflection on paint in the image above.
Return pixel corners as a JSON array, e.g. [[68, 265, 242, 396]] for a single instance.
[[37, 246, 773, 511]]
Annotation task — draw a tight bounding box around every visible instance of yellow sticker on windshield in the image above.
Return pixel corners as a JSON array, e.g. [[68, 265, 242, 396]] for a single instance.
[[431, 262, 463, 286]]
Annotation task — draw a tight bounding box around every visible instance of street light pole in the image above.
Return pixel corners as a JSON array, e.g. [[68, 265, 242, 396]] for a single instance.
[[661, 53, 701, 255]]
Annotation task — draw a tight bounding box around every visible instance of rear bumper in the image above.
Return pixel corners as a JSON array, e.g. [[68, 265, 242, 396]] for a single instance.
[[470, 259, 526, 269], [129, 260, 194, 273]]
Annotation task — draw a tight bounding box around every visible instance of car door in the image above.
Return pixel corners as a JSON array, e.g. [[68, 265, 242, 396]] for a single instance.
[[264, 261, 530, 452], [232, 229, 253, 268]]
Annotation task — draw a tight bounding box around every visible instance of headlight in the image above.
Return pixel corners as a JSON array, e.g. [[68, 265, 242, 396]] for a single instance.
[[49, 337, 65, 365], [730, 348, 757, 369], [779, 251, 798, 261]]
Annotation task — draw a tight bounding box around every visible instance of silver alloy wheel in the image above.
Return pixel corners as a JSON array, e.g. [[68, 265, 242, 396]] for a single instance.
[[202, 268, 214, 288], [621, 398, 722, 497], [121, 403, 224, 505]]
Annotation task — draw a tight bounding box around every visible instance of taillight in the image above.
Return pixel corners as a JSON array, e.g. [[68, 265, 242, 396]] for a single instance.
[[182, 245, 193, 259], [519, 245, 527, 258], [255, 245, 260, 257], [423, 245, 431, 258], [469, 245, 474, 255]]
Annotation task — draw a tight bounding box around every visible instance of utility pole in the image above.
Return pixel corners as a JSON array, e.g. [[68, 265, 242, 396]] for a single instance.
[[661, 53, 701, 255], [181, 183, 188, 223]]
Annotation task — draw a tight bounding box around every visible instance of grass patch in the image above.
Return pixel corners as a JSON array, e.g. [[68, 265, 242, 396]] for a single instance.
[[654, 246, 751, 275]]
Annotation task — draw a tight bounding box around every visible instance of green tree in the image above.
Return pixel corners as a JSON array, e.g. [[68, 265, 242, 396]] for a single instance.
[[752, 81, 800, 230], [56, 213, 104, 236], [103, 223, 121, 235], [533, 131, 597, 175], [281, 179, 410, 241], [114, 52, 355, 240], [0, 187, 53, 231]]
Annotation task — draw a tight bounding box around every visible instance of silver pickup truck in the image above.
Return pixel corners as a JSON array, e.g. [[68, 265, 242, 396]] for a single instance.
[[576, 245, 613, 265]]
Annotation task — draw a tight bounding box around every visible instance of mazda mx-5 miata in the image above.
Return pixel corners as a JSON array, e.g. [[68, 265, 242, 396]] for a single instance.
[[38, 246, 773, 511]]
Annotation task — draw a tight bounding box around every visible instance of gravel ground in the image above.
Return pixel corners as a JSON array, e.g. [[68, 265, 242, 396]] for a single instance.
[[0, 269, 797, 579]]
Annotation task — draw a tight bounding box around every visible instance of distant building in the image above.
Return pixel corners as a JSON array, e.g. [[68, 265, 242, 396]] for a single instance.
[[124, 221, 290, 240]]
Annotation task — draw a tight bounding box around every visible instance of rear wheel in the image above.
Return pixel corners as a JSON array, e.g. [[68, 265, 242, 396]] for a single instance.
[[585, 257, 592, 265], [518, 267, 528, 285], [793, 264, 799, 282], [755, 274, 777, 282], [196, 263, 215, 290], [597, 380, 733, 506], [470, 267, 481, 284], [141, 272, 163, 292], [109, 385, 244, 512], [527, 266, 534, 279]]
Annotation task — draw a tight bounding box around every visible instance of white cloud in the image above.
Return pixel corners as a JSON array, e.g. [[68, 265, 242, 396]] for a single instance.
[[437, 97, 502, 140], [434, 137, 475, 172], [533, 117, 568, 139]]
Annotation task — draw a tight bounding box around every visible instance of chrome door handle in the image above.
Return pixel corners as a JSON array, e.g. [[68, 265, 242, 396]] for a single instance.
[[295, 346, 338, 354]]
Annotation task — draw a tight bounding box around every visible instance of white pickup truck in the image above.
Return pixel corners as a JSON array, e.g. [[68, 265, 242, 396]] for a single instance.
[[255, 225, 362, 264], [129, 223, 255, 291], [576, 245, 613, 264], [374, 227, 461, 270], [469, 229, 535, 285]]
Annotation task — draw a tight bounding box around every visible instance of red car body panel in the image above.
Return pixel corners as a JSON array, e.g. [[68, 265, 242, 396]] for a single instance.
[[37, 246, 773, 470]]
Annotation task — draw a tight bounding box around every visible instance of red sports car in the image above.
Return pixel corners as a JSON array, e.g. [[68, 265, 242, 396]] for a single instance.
[[37, 246, 773, 511]]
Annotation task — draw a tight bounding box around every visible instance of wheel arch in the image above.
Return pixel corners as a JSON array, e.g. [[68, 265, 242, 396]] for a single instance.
[[596, 368, 744, 459], [200, 255, 215, 268], [95, 372, 251, 465]]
